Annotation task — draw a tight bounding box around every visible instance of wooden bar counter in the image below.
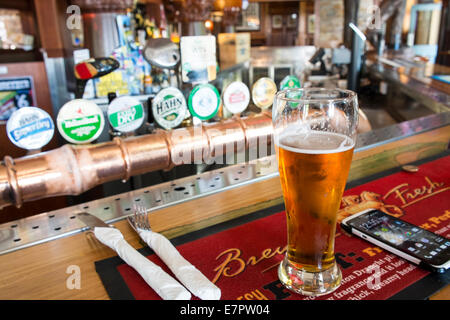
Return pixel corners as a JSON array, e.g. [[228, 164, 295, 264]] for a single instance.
[[0, 113, 449, 300]]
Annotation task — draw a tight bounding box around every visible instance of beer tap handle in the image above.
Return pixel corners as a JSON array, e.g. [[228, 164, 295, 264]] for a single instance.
[[75, 79, 88, 99], [107, 92, 117, 104]]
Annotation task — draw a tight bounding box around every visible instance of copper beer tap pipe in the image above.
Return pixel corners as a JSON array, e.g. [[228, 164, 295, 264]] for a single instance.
[[0, 113, 273, 209]]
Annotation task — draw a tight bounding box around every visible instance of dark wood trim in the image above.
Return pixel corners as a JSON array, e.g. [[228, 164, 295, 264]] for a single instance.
[[437, 0, 450, 66], [0, 0, 33, 11], [0, 49, 43, 63], [33, 0, 68, 58], [249, 0, 311, 2]]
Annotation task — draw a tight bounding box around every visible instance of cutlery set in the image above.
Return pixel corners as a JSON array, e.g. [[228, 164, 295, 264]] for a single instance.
[[77, 206, 221, 300]]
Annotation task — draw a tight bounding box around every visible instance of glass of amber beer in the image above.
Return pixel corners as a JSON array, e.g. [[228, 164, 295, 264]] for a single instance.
[[273, 88, 358, 296]]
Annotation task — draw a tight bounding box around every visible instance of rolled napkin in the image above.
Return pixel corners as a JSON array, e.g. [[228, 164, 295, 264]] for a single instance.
[[138, 229, 221, 300], [94, 227, 191, 300]]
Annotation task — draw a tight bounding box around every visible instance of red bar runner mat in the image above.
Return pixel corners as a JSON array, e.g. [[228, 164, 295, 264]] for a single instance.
[[95, 153, 450, 300]]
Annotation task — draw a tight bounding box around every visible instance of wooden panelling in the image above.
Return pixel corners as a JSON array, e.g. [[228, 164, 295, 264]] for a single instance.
[[246, 1, 315, 46], [0, 61, 55, 158], [0, 0, 33, 11], [33, 0, 68, 58], [0, 61, 66, 223], [437, 0, 450, 66]]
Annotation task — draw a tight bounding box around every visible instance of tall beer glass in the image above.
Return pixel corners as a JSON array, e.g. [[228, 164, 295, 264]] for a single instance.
[[273, 88, 358, 296]]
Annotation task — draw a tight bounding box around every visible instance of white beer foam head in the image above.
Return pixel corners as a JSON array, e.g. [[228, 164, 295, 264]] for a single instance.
[[277, 130, 355, 154]]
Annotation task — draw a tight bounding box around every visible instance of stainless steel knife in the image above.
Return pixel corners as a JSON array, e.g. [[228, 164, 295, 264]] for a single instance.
[[77, 212, 113, 230]]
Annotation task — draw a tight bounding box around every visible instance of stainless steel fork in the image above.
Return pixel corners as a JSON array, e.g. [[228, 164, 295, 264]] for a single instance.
[[129, 204, 151, 231]]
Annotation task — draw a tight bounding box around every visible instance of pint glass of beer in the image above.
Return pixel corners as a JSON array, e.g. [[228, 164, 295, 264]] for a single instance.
[[273, 88, 358, 296]]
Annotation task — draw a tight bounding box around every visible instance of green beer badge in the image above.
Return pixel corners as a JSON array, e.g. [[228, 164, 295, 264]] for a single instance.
[[152, 87, 187, 130], [57, 99, 105, 144], [188, 84, 220, 121], [108, 96, 144, 133], [280, 76, 302, 109], [280, 75, 301, 90]]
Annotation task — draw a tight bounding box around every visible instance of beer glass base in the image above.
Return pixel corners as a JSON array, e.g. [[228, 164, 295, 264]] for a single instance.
[[278, 257, 342, 297]]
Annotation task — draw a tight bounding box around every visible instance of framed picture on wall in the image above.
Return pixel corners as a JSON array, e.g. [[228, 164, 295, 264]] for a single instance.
[[307, 14, 315, 34], [272, 15, 282, 29], [287, 13, 298, 28], [236, 2, 261, 31]]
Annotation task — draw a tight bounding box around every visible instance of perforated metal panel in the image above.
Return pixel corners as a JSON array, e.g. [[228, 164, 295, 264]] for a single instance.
[[0, 156, 278, 255]]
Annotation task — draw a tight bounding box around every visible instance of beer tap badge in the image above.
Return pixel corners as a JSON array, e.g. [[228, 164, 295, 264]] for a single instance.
[[188, 84, 220, 120], [107, 96, 144, 133], [280, 75, 301, 90], [280, 75, 302, 108], [223, 81, 250, 115], [6, 107, 54, 150], [252, 77, 277, 109], [152, 87, 187, 130], [57, 99, 105, 144]]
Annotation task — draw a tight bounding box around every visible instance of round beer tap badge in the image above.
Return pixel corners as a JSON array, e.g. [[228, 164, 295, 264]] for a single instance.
[[223, 81, 250, 114], [57, 99, 105, 144], [152, 87, 187, 130], [252, 77, 277, 109], [107, 96, 144, 133], [188, 84, 220, 120], [280, 75, 302, 108], [6, 107, 54, 150], [280, 75, 301, 90]]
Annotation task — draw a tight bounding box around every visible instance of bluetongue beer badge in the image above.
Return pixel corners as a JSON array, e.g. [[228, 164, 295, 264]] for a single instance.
[[252, 77, 277, 109], [107, 96, 144, 133], [57, 99, 105, 144], [6, 107, 54, 150], [152, 87, 187, 129], [188, 84, 220, 120], [280, 75, 301, 90], [222, 81, 250, 114]]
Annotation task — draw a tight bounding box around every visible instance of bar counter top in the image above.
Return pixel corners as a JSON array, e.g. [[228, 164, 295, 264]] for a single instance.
[[367, 52, 450, 114]]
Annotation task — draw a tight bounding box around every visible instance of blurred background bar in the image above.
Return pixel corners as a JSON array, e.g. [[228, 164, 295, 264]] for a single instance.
[[0, 0, 447, 224]]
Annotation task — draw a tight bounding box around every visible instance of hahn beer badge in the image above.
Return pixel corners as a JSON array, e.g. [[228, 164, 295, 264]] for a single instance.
[[6, 107, 54, 150], [280, 75, 301, 90], [188, 84, 220, 120], [107, 96, 144, 133], [222, 81, 250, 114], [57, 99, 105, 144], [152, 87, 187, 129], [252, 77, 277, 109]]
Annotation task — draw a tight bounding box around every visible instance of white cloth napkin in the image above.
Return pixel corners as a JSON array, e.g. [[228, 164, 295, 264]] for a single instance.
[[94, 227, 191, 300], [138, 229, 221, 300]]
